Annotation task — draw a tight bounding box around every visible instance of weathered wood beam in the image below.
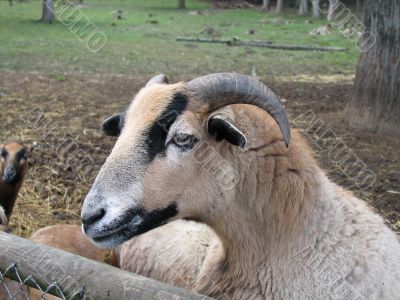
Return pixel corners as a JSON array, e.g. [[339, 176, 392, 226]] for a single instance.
[[0, 232, 213, 300]]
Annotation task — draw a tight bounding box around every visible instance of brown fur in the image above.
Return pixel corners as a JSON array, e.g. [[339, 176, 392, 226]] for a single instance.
[[28, 225, 105, 300], [0, 279, 27, 300], [193, 108, 320, 297], [30, 225, 104, 261], [0, 142, 31, 223], [162, 106, 319, 297], [116, 95, 320, 295]]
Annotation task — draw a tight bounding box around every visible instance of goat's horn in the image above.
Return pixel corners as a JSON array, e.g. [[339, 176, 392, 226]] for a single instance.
[[145, 74, 169, 87], [188, 73, 290, 146]]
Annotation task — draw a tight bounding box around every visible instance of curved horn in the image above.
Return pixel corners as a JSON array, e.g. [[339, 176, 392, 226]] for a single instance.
[[145, 74, 169, 87], [188, 73, 290, 146]]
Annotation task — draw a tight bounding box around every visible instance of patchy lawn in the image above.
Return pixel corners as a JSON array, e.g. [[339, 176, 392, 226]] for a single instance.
[[0, 0, 358, 77]]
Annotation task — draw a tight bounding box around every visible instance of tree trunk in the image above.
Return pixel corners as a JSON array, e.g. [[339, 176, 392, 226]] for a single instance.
[[41, 0, 55, 23], [276, 0, 284, 13], [327, 0, 338, 20], [298, 0, 308, 16], [312, 0, 320, 18], [178, 0, 185, 9], [261, 0, 270, 12], [344, 0, 400, 136]]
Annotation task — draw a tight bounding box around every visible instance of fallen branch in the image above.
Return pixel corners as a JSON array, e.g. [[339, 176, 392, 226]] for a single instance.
[[176, 37, 347, 52]]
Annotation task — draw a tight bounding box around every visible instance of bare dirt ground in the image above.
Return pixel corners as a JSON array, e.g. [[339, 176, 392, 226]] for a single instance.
[[1, 72, 399, 237]]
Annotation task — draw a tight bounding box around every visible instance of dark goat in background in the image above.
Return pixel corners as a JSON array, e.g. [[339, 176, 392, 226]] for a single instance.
[[0, 142, 35, 224]]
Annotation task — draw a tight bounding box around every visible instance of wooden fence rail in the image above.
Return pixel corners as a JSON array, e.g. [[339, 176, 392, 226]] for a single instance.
[[0, 232, 213, 300]]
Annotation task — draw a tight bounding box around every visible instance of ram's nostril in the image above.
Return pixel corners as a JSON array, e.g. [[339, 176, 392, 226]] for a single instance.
[[81, 208, 106, 228]]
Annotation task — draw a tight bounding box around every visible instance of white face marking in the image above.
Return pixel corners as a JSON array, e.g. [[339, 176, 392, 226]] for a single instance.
[[81, 178, 144, 244], [82, 180, 145, 249], [166, 145, 184, 163], [100, 181, 143, 227]]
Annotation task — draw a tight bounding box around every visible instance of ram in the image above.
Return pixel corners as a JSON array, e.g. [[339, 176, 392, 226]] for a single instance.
[[81, 73, 400, 299]]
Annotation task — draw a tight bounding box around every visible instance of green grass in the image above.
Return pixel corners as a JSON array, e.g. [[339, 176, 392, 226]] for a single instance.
[[0, 0, 359, 78]]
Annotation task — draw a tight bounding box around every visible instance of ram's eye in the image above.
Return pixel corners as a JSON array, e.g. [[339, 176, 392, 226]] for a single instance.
[[1, 149, 7, 158], [171, 133, 198, 151]]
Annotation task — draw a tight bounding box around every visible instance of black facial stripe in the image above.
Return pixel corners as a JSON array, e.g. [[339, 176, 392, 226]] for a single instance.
[[135, 201, 178, 235], [144, 92, 188, 163], [17, 149, 26, 160], [100, 202, 178, 242], [0, 196, 14, 218]]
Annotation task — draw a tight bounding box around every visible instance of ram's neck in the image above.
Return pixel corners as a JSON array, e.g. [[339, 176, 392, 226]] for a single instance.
[[203, 140, 325, 287]]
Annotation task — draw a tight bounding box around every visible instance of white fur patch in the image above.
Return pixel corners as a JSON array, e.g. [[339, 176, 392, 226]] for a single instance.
[[100, 181, 143, 227]]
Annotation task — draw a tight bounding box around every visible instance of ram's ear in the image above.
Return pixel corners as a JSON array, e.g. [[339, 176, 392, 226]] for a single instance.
[[145, 74, 169, 87], [208, 115, 247, 148], [101, 113, 125, 137]]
